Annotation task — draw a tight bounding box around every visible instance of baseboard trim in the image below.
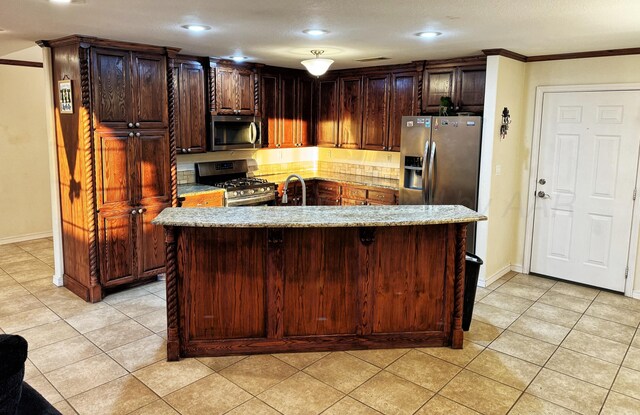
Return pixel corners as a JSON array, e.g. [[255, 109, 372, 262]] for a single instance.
[[0, 231, 53, 245], [633, 290, 640, 300], [478, 264, 512, 288], [511, 264, 523, 273]]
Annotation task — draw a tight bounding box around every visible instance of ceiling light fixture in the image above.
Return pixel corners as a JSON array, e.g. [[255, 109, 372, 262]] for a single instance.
[[301, 50, 334, 77], [415, 31, 442, 38], [230, 56, 248, 62], [181, 24, 211, 32], [303, 29, 329, 36]]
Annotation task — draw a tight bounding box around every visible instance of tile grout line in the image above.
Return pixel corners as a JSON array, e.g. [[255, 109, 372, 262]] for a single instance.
[[597, 324, 640, 413]]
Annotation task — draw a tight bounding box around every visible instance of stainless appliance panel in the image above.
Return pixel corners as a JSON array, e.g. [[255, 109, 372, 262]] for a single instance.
[[209, 115, 261, 151], [430, 117, 482, 208], [431, 116, 482, 251], [399, 116, 431, 205]]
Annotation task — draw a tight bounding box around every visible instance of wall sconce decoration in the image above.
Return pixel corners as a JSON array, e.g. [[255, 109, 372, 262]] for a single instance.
[[500, 107, 511, 140]]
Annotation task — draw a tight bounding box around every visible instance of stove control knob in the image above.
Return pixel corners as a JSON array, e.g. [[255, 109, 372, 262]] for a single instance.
[[233, 191, 239, 196]]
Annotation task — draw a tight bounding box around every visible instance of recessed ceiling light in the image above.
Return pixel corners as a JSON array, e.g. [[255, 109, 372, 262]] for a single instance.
[[230, 56, 248, 62], [415, 31, 442, 38], [181, 24, 211, 32], [303, 29, 329, 36]]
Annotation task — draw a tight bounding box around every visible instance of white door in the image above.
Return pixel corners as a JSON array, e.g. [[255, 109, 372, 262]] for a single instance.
[[531, 90, 640, 291]]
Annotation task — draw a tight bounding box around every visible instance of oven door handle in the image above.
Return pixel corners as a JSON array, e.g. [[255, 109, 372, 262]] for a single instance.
[[249, 122, 258, 144]]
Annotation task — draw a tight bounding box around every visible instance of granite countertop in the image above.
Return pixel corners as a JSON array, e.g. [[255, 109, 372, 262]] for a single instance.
[[177, 183, 225, 198], [257, 170, 399, 190], [152, 205, 486, 228]]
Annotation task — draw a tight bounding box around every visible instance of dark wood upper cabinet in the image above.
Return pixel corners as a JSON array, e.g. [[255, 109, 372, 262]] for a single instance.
[[317, 78, 338, 147], [260, 69, 314, 148], [280, 73, 297, 148], [261, 73, 279, 148], [422, 58, 486, 114], [236, 68, 255, 114], [362, 74, 390, 151], [297, 76, 314, 147], [211, 63, 257, 115], [423, 69, 455, 115], [338, 76, 363, 149], [92, 49, 167, 130], [132, 53, 168, 129], [214, 66, 236, 114], [389, 72, 420, 151], [174, 58, 206, 153], [457, 66, 486, 113], [92, 49, 132, 130]]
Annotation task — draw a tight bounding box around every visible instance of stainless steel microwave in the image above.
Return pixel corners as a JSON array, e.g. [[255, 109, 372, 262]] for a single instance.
[[208, 115, 261, 151]]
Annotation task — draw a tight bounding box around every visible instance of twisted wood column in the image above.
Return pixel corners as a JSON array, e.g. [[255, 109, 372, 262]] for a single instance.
[[167, 58, 178, 207], [164, 226, 179, 360], [452, 223, 467, 348], [79, 46, 100, 301]]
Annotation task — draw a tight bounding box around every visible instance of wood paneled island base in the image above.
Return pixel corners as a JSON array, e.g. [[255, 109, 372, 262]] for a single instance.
[[154, 205, 486, 360]]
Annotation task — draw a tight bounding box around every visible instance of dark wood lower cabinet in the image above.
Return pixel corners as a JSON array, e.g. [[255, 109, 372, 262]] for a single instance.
[[166, 222, 466, 359]]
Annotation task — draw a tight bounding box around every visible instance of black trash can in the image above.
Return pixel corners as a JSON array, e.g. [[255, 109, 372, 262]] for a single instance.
[[462, 252, 483, 331]]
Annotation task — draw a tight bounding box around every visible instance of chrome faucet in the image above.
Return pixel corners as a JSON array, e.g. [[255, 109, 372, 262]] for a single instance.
[[282, 174, 306, 206]]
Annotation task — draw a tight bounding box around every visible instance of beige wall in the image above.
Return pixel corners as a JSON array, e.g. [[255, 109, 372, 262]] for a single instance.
[[478, 56, 527, 280], [516, 55, 640, 292], [0, 48, 52, 243]]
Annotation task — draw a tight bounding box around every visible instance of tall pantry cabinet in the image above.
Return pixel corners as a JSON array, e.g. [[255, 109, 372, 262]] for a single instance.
[[38, 36, 178, 302]]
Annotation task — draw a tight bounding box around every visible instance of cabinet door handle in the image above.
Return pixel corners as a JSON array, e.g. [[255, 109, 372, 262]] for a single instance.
[[135, 122, 140, 128], [131, 209, 137, 215], [135, 132, 141, 137], [181, 148, 187, 153], [128, 122, 134, 128], [138, 208, 145, 214], [187, 148, 192, 153], [128, 132, 134, 138]]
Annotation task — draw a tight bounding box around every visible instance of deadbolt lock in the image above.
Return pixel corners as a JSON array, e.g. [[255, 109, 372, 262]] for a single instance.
[[538, 178, 546, 185]]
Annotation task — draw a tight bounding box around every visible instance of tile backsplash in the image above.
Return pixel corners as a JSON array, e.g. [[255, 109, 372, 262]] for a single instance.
[[176, 147, 400, 184]]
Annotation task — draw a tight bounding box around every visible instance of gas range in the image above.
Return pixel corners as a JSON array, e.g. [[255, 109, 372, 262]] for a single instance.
[[195, 160, 276, 207]]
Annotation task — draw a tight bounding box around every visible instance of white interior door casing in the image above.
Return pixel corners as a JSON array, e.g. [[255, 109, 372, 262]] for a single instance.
[[531, 91, 640, 292]]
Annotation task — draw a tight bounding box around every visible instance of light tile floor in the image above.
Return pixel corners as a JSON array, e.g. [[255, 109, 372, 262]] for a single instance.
[[1, 239, 640, 414]]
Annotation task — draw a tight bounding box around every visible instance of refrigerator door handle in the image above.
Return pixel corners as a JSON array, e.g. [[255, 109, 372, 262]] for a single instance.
[[428, 142, 436, 203], [422, 140, 430, 204]]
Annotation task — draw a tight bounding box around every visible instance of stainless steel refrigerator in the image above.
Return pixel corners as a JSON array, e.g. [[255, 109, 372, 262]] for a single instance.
[[399, 116, 482, 253]]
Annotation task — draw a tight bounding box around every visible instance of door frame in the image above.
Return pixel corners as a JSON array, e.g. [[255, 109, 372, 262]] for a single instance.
[[523, 83, 640, 297]]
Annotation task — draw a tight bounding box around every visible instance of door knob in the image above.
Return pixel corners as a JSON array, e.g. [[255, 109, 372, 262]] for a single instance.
[[538, 178, 546, 185], [537, 191, 550, 199]]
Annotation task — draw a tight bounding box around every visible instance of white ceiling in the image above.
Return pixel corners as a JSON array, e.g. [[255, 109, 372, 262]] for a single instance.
[[1, 0, 639, 69]]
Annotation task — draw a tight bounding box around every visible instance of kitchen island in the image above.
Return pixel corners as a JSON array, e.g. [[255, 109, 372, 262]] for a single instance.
[[153, 205, 486, 360]]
